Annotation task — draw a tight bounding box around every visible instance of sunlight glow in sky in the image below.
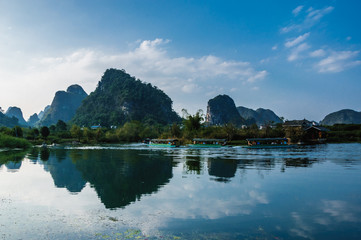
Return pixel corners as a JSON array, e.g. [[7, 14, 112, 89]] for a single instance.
[[0, 0, 360, 121]]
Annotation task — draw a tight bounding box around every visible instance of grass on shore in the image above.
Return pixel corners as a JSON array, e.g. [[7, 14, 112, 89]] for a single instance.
[[0, 133, 32, 149]]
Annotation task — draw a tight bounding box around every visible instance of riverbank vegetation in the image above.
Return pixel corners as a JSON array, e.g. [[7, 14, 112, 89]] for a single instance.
[[325, 124, 361, 143], [0, 132, 32, 149], [1, 115, 360, 148]]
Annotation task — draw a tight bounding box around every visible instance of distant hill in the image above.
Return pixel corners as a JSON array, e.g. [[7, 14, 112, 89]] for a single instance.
[[237, 106, 282, 126], [27, 113, 40, 127], [5, 107, 27, 126], [71, 68, 180, 127], [39, 85, 88, 126], [38, 105, 50, 120], [0, 112, 19, 128], [320, 109, 361, 126], [206, 95, 245, 126]]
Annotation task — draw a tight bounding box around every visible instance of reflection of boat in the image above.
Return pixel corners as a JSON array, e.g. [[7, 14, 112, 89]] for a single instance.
[[149, 139, 180, 148], [188, 138, 227, 148], [244, 138, 294, 149]]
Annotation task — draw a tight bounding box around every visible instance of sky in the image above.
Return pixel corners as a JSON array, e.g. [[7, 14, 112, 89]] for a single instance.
[[0, 0, 360, 122]]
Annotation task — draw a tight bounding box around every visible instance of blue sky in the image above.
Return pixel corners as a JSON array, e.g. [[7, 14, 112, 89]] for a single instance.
[[0, 0, 360, 122]]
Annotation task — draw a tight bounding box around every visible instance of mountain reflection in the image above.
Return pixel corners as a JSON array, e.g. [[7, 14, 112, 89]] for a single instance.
[[208, 158, 238, 182], [42, 149, 86, 193], [69, 149, 173, 209], [0, 150, 27, 171]]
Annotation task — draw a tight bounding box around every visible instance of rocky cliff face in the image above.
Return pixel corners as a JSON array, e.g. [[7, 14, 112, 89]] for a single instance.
[[5, 106, 27, 126], [206, 95, 245, 126], [71, 68, 180, 127], [237, 106, 282, 126], [39, 85, 88, 126], [320, 109, 361, 125]]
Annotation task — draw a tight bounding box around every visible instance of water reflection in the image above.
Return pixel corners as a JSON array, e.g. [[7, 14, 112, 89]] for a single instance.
[[0, 150, 27, 172], [42, 151, 86, 193], [31, 148, 174, 209], [183, 156, 203, 175], [0, 144, 360, 239], [69, 149, 173, 209], [208, 158, 238, 182]]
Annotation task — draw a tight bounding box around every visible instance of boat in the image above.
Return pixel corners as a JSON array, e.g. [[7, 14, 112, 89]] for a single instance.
[[244, 138, 294, 149], [187, 138, 227, 148], [149, 139, 180, 148]]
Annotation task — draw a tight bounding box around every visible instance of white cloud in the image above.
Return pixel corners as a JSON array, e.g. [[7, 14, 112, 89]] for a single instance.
[[306, 6, 334, 23], [292, 5, 304, 16], [181, 83, 198, 93], [281, 6, 334, 33], [310, 49, 326, 58], [316, 51, 361, 73], [247, 70, 267, 83], [272, 45, 278, 50], [288, 43, 310, 61], [285, 32, 310, 48], [0, 39, 267, 118]]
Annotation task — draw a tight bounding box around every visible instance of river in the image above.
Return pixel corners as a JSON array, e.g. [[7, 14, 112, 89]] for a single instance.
[[0, 143, 361, 239]]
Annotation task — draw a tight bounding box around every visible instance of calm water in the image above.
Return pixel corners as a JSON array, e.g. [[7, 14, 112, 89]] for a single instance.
[[0, 143, 361, 239]]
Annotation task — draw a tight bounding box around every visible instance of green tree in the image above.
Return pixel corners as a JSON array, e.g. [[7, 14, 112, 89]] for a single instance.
[[223, 123, 237, 141], [182, 109, 203, 139], [56, 120, 67, 131], [12, 126, 23, 138], [40, 126, 50, 140], [49, 125, 56, 132], [170, 123, 182, 138], [116, 121, 142, 142], [26, 128, 40, 140], [70, 125, 82, 142], [83, 127, 93, 143], [95, 128, 104, 142], [33, 128, 40, 138]]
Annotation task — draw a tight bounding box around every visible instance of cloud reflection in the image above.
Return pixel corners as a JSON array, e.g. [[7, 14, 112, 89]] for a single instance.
[[321, 200, 361, 223], [115, 170, 269, 235]]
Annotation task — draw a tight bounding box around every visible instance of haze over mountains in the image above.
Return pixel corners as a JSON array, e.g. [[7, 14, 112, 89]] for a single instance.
[[1, 68, 360, 128]]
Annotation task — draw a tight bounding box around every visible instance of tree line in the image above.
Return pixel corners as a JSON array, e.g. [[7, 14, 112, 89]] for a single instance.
[[1, 110, 360, 148]]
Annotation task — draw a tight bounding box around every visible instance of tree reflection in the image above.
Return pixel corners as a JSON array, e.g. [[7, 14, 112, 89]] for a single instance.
[[283, 158, 316, 168], [26, 147, 39, 163], [40, 148, 50, 161], [183, 156, 203, 175]]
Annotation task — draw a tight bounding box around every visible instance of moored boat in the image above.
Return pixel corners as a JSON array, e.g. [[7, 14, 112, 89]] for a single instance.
[[187, 138, 227, 148], [149, 139, 180, 148], [244, 138, 294, 149]]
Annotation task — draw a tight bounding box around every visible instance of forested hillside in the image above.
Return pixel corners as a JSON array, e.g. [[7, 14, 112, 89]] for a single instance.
[[72, 69, 180, 127]]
